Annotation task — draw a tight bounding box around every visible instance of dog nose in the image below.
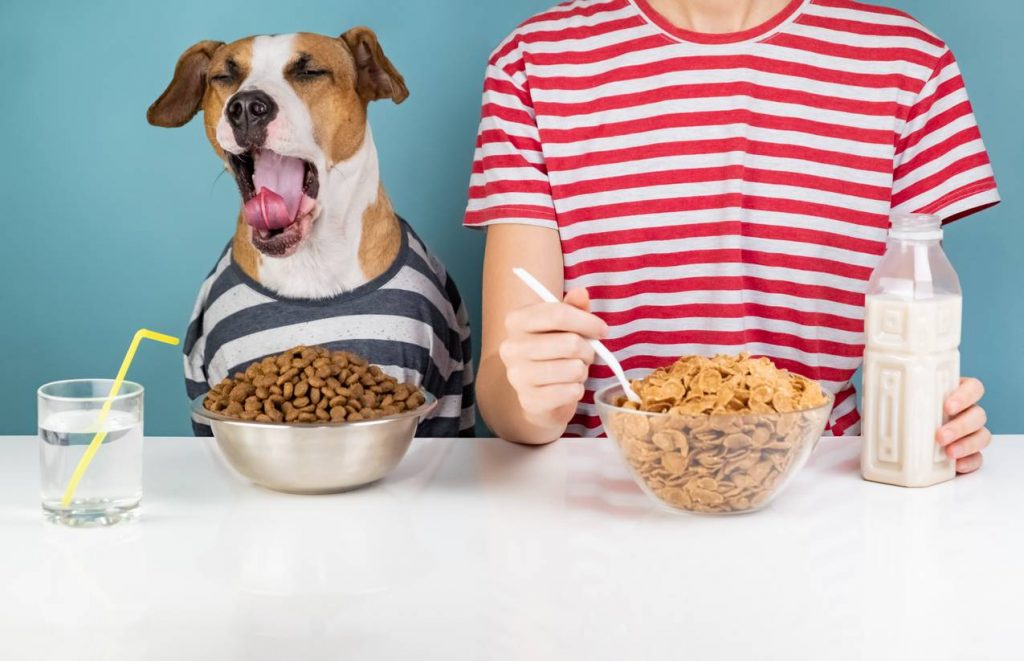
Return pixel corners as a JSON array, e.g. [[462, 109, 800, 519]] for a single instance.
[[225, 90, 278, 141]]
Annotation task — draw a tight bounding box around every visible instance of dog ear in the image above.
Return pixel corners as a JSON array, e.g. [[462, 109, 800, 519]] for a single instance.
[[341, 27, 409, 105], [147, 40, 224, 128]]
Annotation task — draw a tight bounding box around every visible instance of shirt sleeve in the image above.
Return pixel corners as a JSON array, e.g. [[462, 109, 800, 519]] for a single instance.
[[453, 294, 476, 437], [463, 52, 558, 230], [184, 288, 213, 437], [891, 49, 1000, 222]]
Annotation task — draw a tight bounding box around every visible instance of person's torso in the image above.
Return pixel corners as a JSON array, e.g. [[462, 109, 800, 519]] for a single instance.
[[506, 0, 955, 435]]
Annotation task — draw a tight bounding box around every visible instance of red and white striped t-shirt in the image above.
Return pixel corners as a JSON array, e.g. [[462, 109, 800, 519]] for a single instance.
[[464, 0, 999, 436]]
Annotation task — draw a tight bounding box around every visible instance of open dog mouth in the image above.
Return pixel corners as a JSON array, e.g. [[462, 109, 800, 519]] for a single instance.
[[229, 150, 320, 257]]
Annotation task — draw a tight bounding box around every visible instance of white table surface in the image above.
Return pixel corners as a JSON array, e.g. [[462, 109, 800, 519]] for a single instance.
[[0, 434, 1021, 661]]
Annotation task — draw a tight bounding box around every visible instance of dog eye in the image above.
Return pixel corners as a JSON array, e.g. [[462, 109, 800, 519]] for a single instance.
[[210, 73, 236, 84], [295, 68, 329, 80]]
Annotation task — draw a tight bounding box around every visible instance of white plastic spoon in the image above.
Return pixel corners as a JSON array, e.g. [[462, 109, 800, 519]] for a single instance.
[[512, 267, 641, 404]]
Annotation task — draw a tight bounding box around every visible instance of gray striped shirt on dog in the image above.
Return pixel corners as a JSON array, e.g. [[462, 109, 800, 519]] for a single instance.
[[184, 221, 475, 437]]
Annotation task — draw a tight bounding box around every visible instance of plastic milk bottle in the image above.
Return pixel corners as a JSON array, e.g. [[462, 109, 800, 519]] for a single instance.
[[861, 214, 961, 487]]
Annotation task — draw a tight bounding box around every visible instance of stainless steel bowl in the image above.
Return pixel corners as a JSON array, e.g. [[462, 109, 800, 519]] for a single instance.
[[190, 394, 437, 494]]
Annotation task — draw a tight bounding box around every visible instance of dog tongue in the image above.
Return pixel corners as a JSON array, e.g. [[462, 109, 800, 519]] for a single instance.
[[243, 151, 306, 230]]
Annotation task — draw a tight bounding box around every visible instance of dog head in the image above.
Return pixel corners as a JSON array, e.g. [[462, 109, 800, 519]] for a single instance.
[[148, 29, 408, 259]]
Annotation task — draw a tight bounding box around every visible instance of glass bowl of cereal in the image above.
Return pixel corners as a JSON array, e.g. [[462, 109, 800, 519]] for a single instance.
[[595, 354, 834, 515]]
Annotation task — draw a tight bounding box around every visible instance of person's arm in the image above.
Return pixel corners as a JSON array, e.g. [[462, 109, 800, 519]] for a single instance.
[[477, 224, 608, 444], [465, 33, 607, 443]]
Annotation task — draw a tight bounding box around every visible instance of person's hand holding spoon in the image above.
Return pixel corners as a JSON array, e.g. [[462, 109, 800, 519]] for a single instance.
[[501, 268, 639, 435]]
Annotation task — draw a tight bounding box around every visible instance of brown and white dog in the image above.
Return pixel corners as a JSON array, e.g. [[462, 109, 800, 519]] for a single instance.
[[149, 28, 409, 297], [149, 29, 474, 437]]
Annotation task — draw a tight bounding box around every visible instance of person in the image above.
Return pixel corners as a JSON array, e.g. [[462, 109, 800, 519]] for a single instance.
[[463, 0, 997, 472]]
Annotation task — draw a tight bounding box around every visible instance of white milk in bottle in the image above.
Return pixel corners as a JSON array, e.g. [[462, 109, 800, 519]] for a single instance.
[[861, 214, 961, 487]]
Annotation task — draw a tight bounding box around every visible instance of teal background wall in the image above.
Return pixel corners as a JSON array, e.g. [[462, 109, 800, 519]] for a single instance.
[[1, 0, 1020, 436]]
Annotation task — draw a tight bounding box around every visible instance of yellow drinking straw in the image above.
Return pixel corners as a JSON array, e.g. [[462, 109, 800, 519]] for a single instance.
[[61, 329, 180, 508]]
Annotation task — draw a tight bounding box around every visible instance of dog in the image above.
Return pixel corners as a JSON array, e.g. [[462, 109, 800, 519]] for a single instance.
[[147, 28, 474, 436]]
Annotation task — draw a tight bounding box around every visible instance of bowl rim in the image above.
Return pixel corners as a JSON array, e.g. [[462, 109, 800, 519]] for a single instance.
[[190, 392, 438, 430], [593, 383, 835, 419]]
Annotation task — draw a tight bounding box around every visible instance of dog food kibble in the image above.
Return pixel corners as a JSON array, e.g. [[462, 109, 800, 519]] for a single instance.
[[203, 345, 426, 423], [608, 354, 832, 514]]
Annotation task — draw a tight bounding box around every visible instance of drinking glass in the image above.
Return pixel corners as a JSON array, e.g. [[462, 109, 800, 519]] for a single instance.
[[37, 379, 144, 526]]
